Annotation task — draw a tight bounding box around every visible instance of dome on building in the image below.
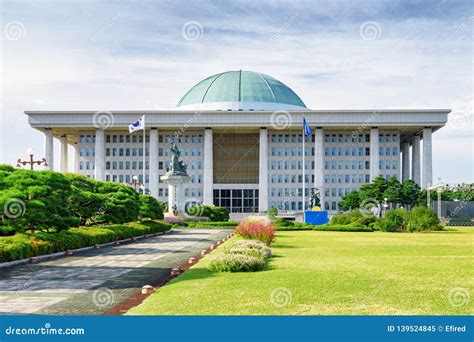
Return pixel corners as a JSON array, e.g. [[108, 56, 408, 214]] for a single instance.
[[175, 70, 307, 111]]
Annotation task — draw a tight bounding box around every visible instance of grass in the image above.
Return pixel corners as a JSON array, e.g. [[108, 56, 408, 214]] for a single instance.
[[127, 227, 474, 315]]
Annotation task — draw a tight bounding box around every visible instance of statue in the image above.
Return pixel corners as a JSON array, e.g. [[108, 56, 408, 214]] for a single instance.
[[308, 188, 321, 209], [165, 142, 188, 176], [161, 140, 191, 217]]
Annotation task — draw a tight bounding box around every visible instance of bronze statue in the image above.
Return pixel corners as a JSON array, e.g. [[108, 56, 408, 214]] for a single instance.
[[309, 188, 321, 208], [165, 141, 188, 176]]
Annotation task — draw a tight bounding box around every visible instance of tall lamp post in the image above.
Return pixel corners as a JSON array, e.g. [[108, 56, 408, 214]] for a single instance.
[[383, 197, 389, 215], [130, 175, 148, 194], [17, 148, 47, 170]]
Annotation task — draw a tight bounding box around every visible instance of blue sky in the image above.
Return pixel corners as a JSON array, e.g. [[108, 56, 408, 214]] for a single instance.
[[1, 0, 472, 183]]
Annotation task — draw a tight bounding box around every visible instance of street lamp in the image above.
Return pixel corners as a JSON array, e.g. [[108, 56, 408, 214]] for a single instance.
[[17, 148, 47, 170], [383, 197, 389, 215], [130, 175, 144, 192]]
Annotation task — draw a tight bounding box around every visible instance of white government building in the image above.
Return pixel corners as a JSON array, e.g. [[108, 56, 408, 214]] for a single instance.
[[26, 70, 449, 214]]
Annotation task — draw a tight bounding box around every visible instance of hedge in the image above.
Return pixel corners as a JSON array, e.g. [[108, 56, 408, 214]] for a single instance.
[[0, 220, 171, 263], [185, 221, 239, 229], [275, 221, 373, 232], [191, 205, 230, 222]]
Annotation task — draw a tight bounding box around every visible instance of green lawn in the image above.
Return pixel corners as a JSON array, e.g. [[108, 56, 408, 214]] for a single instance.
[[128, 227, 473, 315]]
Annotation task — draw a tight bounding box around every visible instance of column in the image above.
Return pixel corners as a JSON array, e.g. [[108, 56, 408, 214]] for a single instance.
[[60, 135, 68, 173], [422, 127, 433, 189], [73, 142, 80, 173], [149, 128, 159, 199], [401, 141, 410, 181], [369, 127, 380, 181], [314, 127, 324, 209], [411, 135, 421, 185], [203, 128, 214, 205], [43, 128, 54, 170], [94, 128, 105, 181], [258, 127, 269, 213]]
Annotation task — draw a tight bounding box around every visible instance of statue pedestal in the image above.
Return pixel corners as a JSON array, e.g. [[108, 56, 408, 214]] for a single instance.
[[160, 174, 191, 217], [304, 210, 329, 225]]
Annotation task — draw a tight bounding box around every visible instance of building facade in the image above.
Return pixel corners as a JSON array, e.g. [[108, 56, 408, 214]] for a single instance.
[[26, 70, 449, 214]]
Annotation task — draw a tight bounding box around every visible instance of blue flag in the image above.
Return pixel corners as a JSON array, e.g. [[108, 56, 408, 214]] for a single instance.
[[303, 117, 312, 139]]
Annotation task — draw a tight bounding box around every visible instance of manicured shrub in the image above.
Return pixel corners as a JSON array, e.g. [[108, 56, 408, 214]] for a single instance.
[[232, 239, 272, 258], [236, 216, 275, 245], [190, 205, 230, 222], [274, 217, 294, 227], [406, 206, 443, 232], [139, 195, 165, 220], [312, 224, 373, 232], [268, 207, 278, 220], [185, 221, 238, 229], [374, 208, 408, 232], [0, 220, 171, 263], [330, 210, 376, 226], [208, 253, 265, 272]]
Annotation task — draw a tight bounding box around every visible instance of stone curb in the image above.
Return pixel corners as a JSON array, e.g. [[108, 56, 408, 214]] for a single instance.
[[0, 229, 173, 269]]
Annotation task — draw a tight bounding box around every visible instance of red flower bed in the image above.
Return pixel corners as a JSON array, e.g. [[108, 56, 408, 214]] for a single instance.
[[236, 217, 275, 245]]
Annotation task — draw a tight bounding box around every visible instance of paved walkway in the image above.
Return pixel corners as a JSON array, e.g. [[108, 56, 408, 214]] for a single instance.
[[0, 229, 228, 315]]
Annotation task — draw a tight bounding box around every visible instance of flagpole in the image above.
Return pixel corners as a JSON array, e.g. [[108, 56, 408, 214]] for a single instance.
[[302, 117, 305, 221], [143, 114, 146, 194]]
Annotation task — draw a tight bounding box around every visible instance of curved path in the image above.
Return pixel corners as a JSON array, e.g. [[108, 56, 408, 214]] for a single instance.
[[0, 229, 228, 315]]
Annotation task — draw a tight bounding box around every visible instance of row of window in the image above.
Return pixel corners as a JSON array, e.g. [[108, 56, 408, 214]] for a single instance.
[[101, 173, 203, 184], [270, 161, 312, 170], [79, 134, 204, 145], [270, 174, 313, 184], [325, 174, 371, 184], [103, 160, 203, 171], [270, 134, 308, 143], [324, 133, 399, 143], [269, 201, 341, 212], [104, 147, 203, 157], [324, 160, 399, 171]]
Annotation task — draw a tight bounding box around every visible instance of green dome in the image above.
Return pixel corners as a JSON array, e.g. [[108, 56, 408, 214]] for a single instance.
[[175, 70, 307, 110]]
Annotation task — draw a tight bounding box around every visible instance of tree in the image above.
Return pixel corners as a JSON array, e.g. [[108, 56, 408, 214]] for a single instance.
[[2, 170, 79, 232], [400, 179, 421, 209], [338, 190, 361, 211], [383, 176, 402, 208], [65, 174, 104, 226], [359, 176, 388, 206], [139, 195, 165, 220]]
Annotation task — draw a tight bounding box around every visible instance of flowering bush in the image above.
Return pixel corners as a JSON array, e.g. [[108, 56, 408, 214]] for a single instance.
[[235, 216, 275, 245], [164, 216, 185, 226], [232, 239, 272, 258], [208, 253, 265, 272]]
